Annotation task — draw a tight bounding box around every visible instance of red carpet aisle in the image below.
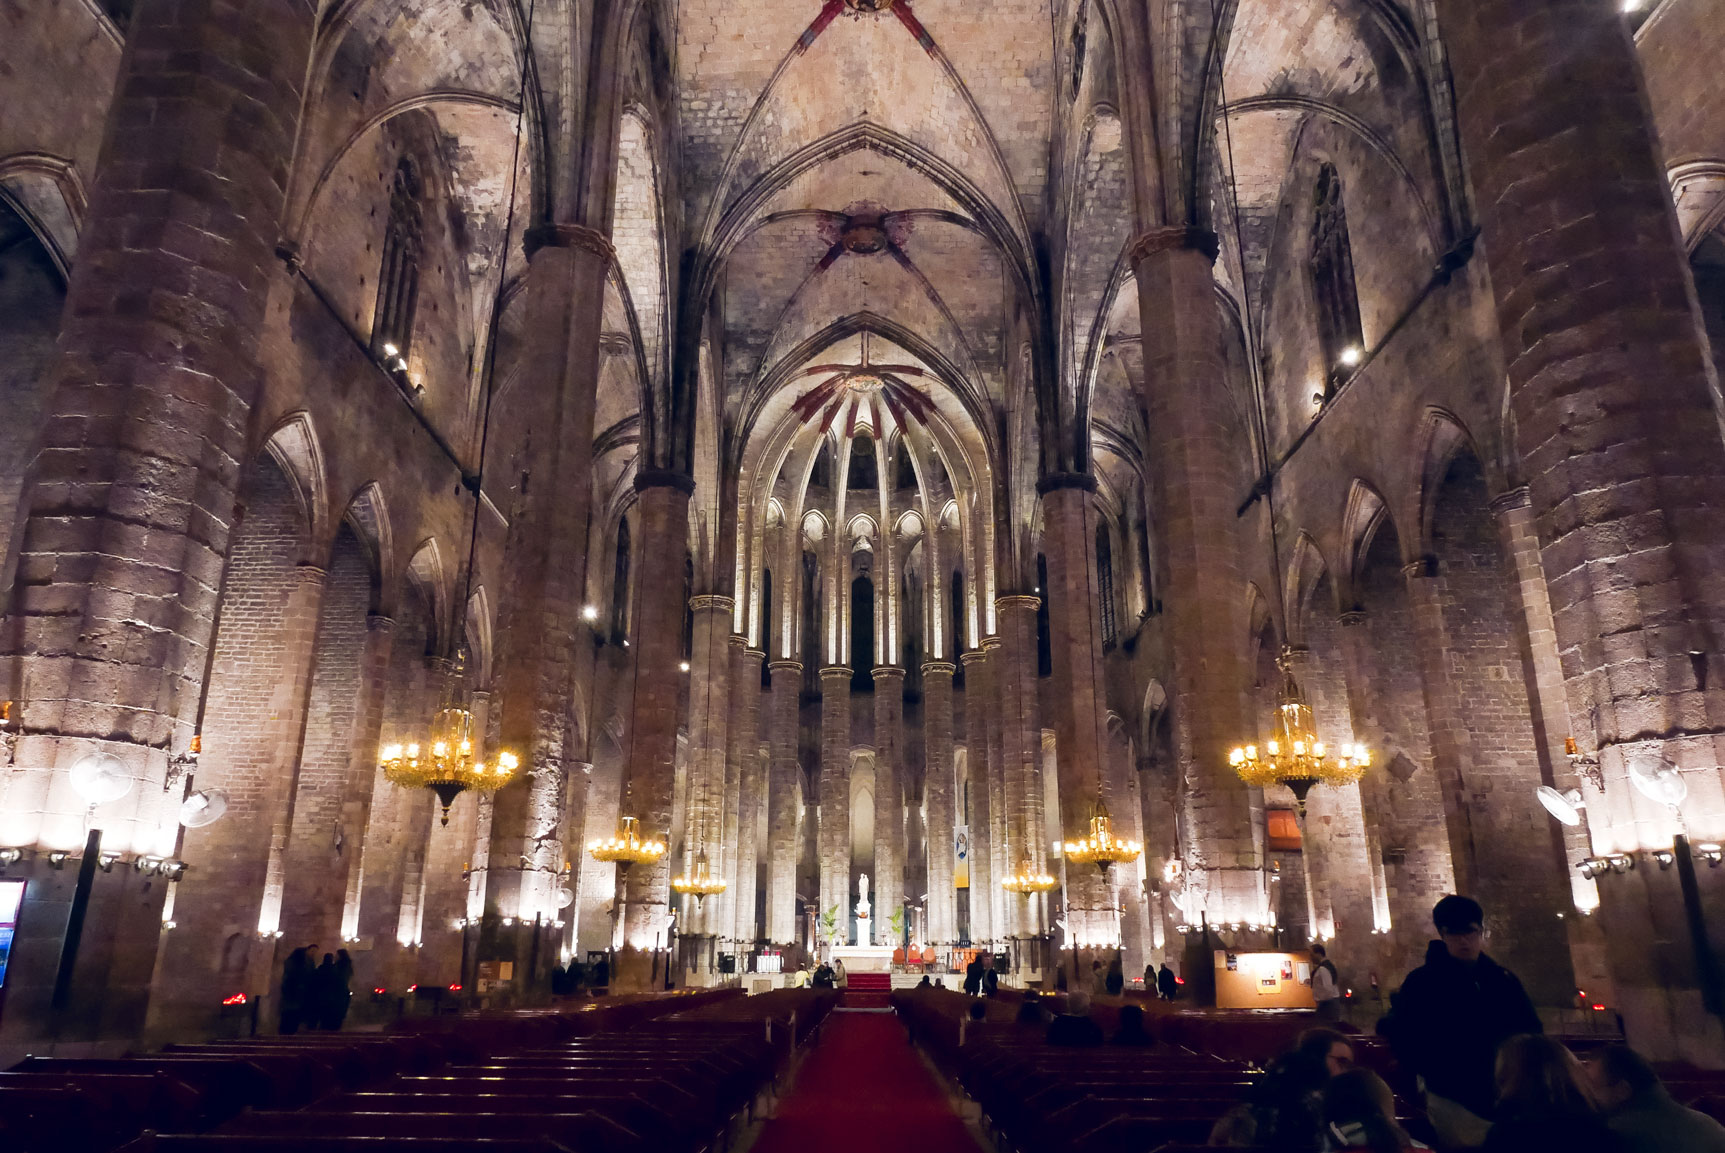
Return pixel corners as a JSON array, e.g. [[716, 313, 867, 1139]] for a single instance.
[[749, 1011, 984, 1153]]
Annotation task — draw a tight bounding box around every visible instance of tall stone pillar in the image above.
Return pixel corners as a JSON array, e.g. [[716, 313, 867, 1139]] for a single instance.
[[872, 666, 906, 944], [731, 645, 765, 952], [923, 660, 958, 944], [1039, 479, 1118, 959], [1436, 0, 1725, 1060], [996, 595, 1046, 949], [481, 226, 613, 990], [0, 0, 317, 1044], [618, 475, 694, 970], [281, 612, 396, 951], [818, 665, 852, 945], [681, 595, 732, 944], [1107, 718, 1152, 984], [969, 642, 1007, 945], [1404, 560, 1573, 1000], [1131, 227, 1264, 929], [766, 659, 802, 944]]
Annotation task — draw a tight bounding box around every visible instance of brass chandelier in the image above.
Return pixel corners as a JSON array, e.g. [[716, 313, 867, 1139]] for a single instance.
[[587, 814, 667, 867], [670, 852, 726, 902], [1062, 800, 1143, 871], [380, 657, 519, 825], [1001, 859, 1058, 894], [1230, 650, 1369, 812]]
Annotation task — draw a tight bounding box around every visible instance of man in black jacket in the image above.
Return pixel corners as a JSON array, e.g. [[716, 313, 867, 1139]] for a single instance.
[[1380, 895, 1542, 1144]]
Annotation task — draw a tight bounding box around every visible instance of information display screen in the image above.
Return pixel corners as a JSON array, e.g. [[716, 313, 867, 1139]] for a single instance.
[[0, 878, 23, 990]]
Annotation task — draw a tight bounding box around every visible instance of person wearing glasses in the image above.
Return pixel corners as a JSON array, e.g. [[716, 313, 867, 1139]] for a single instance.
[[1380, 895, 1542, 1148]]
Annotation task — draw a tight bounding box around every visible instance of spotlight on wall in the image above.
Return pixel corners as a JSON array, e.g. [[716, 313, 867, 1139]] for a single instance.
[[1698, 843, 1724, 867], [0, 848, 23, 868], [1620, 0, 1645, 11], [1652, 849, 1676, 870], [1608, 853, 1636, 875], [382, 342, 400, 358], [1338, 345, 1363, 368], [47, 851, 69, 870], [97, 851, 121, 873], [582, 605, 599, 622], [679, 661, 691, 673], [1535, 785, 1586, 827], [1578, 857, 1610, 879]]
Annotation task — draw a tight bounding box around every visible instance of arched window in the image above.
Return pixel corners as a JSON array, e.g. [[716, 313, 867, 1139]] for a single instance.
[[1310, 163, 1363, 390], [810, 443, 832, 489], [901, 568, 923, 695], [950, 569, 966, 687], [895, 446, 917, 490], [1036, 555, 1052, 677], [609, 516, 631, 645], [851, 574, 875, 691], [761, 569, 775, 688], [372, 158, 424, 365], [848, 433, 878, 490], [1097, 521, 1118, 648]]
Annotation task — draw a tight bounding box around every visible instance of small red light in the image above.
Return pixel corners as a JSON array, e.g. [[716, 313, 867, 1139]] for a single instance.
[[407, 983, 418, 992], [1175, 976, 1185, 985], [1592, 1004, 1606, 1011], [373, 987, 386, 995], [221, 993, 247, 1006], [448, 983, 462, 991]]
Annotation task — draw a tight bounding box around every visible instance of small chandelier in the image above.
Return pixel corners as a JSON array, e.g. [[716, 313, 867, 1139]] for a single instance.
[[1230, 651, 1369, 812], [670, 852, 726, 902], [381, 657, 518, 825], [1063, 801, 1142, 871], [587, 814, 667, 867], [1001, 860, 1058, 894]]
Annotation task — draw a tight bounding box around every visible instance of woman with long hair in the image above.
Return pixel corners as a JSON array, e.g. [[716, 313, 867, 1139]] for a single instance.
[[1324, 1068, 1426, 1151], [1483, 1034, 1625, 1152]]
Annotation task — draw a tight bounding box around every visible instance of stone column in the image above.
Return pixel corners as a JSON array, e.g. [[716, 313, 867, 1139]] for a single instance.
[[731, 649, 766, 948], [481, 226, 613, 987], [618, 475, 694, 971], [818, 665, 852, 945], [281, 612, 396, 951], [1039, 479, 1118, 960], [996, 595, 1045, 949], [923, 660, 957, 944], [1436, 0, 1725, 1060], [0, 0, 316, 1044], [872, 666, 906, 945], [1108, 718, 1151, 984], [766, 659, 802, 944], [1131, 227, 1264, 929], [971, 641, 1007, 945], [680, 595, 733, 945]]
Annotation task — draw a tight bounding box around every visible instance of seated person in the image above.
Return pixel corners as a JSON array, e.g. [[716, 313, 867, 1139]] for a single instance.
[[1014, 989, 1046, 1026], [1325, 1067, 1429, 1150], [1589, 1043, 1725, 1153], [1482, 1034, 1624, 1153], [1046, 990, 1105, 1047], [1110, 1002, 1155, 1046]]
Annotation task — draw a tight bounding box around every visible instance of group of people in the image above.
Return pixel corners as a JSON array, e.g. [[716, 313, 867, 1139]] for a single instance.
[[278, 945, 353, 1034], [549, 957, 608, 996], [1209, 894, 1725, 1151]]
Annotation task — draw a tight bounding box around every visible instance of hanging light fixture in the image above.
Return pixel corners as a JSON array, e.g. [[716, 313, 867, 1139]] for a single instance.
[[671, 852, 726, 902], [1230, 650, 1369, 813], [1062, 799, 1143, 871], [380, 652, 519, 826], [1001, 859, 1058, 894], [588, 814, 667, 866]]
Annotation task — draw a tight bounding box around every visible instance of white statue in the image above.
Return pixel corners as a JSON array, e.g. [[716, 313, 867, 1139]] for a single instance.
[[855, 872, 871, 922]]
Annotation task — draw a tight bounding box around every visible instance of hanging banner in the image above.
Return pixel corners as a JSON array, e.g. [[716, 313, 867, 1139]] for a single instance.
[[954, 825, 970, 888]]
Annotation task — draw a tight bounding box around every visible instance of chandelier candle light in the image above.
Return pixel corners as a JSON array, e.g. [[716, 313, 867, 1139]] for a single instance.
[[379, 679, 519, 825], [1229, 651, 1370, 813], [587, 815, 667, 867], [670, 852, 726, 902], [1001, 859, 1058, 894], [1062, 800, 1143, 871]]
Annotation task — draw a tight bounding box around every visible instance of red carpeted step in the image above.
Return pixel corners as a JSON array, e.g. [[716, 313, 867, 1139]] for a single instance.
[[845, 973, 892, 992]]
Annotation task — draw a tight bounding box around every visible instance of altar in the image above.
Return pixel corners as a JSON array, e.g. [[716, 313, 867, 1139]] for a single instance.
[[830, 944, 898, 973]]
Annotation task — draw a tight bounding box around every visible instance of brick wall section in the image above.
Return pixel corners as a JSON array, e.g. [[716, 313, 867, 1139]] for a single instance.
[[1435, 0, 1725, 1056], [278, 531, 372, 947], [5, 0, 314, 753], [1426, 458, 1572, 999]]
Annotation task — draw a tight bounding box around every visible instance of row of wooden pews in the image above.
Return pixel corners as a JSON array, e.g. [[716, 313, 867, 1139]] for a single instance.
[[3, 987, 834, 1153], [896, 987, 1273, 1153]]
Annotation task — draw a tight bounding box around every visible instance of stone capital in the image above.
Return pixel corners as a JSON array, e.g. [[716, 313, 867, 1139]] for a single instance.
[[743, 647, 767, 663], [872, 665, 906, 681], [996, 594, 1041, 612], [922, 659, 957, 676], [1338, 610, 1367, 627], [728, 633, 748, 650], [365, 613, 395, 632], [980, 635, 1003, 652], [960, 648, 990, 667], [1036, 471, 1098, 496], [293, 563, 328, 586], [1126, 225, 1221, 266], [768, 658, 803, 673], [819, 665, 853, 681], [1489, 485, 1532, 515], [1401, 555, 1439, 580], [689, 594, 735, 614], [523, 222, 616, 265], [633, 469, 696, 495]]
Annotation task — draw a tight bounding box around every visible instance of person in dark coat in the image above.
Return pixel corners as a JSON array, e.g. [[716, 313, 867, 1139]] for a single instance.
[[1157, 961, 1178, 1000], [1482, 1034, 1625, 1153], [1379, 895, 1541, 1136], [327, 948, 354, 1029], [1589, 1043, 1725, 1153], [309, 952, 345, 1031], [1110, 1003, 1155, 1046], [279, 945, 316, 1035], [983, 965, 999, 996], [963, 954, 984, 995], [1104, 954, 1125, 996], [1046, 991, 1104, 1047]]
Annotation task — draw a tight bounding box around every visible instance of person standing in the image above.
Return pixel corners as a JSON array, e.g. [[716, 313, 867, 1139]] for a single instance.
[[326, 948, 354, 1030], [1157, 960, 1178, 1001], [1105, 954, 1125, 996], [963, 953, 984, 996], [278, 945, 316, 1035], [1311, 943, 1343, 1022], [1379, 895, 1542, 1148]]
